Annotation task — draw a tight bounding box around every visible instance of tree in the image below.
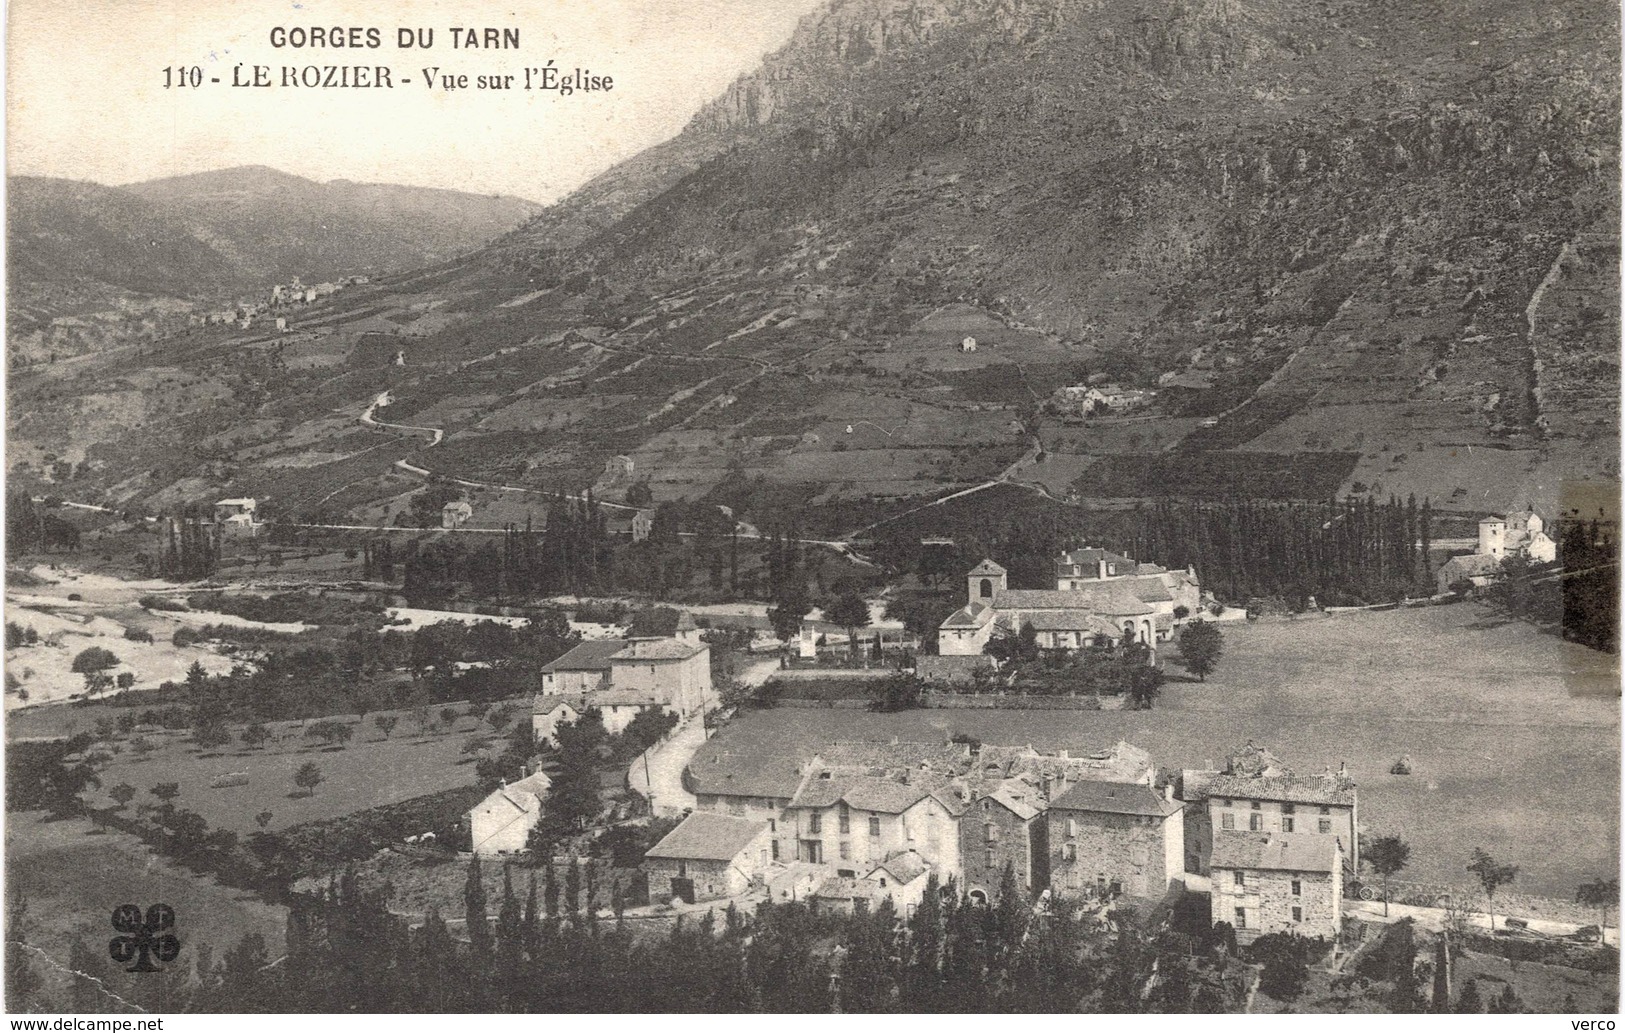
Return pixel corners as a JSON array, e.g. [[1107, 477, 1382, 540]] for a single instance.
[[255, 810, 273, 829], [293, 761, 324, 797], [1467, 848, 1518, 930], [241, 722, 271, 750], [825, 589, 871, 656], [70, 647, 119, 676], [194, 721, 231, 751], [1253, 933, 1310, 1001], [109, 783, 136, 810], [150, 782, 180, 807], [374, 714, 399, 739], [1365, 835, 1412, 917], [1576, 877, 1618, 937], [768, 582, 812, 644], [1178, 621, 1224, 681]]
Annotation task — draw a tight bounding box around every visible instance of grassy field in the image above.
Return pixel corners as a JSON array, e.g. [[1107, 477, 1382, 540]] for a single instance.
[[6, 811, 288, 977], [703, 603, 1619, 898], [87, 724, 488, 835]]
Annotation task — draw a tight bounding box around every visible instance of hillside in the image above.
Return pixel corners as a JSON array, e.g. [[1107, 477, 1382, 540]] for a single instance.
[[8, 0, 1618, 529], [7, 168, 543, 365]]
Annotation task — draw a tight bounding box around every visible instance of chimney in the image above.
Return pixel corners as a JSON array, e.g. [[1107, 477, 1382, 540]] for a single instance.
[[1098, 558, 1109, 580], [1163, 783, 1174, 802], [1058, 749, 1069, 760]]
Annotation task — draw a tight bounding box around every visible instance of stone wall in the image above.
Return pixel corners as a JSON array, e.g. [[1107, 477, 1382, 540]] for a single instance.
[[960, 797, 1038, 895], [1048, 808, 1182, 900], [1211, 867, 1339, 942]]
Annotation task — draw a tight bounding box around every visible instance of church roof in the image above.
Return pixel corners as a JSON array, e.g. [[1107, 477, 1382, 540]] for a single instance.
[[968, 559, 1007, 576], [941, 602, 995, 629], [994, 587, 1153, 616]]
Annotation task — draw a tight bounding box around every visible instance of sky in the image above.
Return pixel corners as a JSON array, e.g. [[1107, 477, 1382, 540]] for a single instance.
[[6, 0, 826, 204]]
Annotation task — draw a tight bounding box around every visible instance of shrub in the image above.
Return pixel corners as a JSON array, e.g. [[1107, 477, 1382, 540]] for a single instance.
[[123, 627, 155, 644], [138, 595, 187, 612], [172, 627, 201, 648]]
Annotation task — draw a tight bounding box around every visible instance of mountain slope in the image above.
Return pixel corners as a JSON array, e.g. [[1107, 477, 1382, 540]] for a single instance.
[[10, 0, 1619, 523]]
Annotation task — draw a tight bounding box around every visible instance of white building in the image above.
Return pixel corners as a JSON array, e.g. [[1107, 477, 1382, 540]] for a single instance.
[[1478, 508, 1557, 563], [468, 770, 552, 855]]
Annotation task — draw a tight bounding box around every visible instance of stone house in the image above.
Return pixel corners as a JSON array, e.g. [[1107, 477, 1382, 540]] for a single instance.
[[1479, 508, 1557, 563], [1209, 830, 1343, 943], [688, 747, 808, 864], [607, 508, 654, 542], [538, 640, 624, 695], [1181, 756, 1358, 878], [810, 850, 935, 916], [467, 770, 552, 855], [960, 779, 1047, 897], [213, 497, 260, 539], [785, 767, 965, 875], [530, 697, 580, 747], [603, 455, 635, 480], [1046, 780, 1184, 901], [643, 811, 772, 903], [960, 336, 977, 352]]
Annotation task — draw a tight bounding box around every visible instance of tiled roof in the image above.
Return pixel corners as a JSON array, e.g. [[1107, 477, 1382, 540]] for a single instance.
[[812, 875, 879, 900], [1049, 779, 1181, 817], [645, 812, 768, 861], [789, 772, 935, 814], [984, 783, 1042, 821], [870, 850, 930, 885], [614, 639, 706, 661], [541, 640, 625, 674], [1440, 553, 1501, 577], [815, 740, 972, 774], [994, 587, 1153, 616], [968, 559, 1007, 576], [1128, 577, 1174, 604], [686, 748, 806, 799], [1210, 831, 1340, 874], [1020, 610, 1122, 635], [1057, 548, 1136, 570], [1134, 563, 1168, 575], [1195, 772, 1356, 807], [942, 602, 995, 629]]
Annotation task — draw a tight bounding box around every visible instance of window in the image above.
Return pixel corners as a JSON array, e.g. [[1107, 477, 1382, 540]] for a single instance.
[[1249, 813, 1263, 832], [878, 878, 887, 888], [839, 804, 850, 834], [809, 813, 822, 834], [1066, 818, 1078, 838], [1291, 907, 1303, 923], [1282, 803, 1296, 814], [985, 849, 995, 868], [1291, 879, 1302, 896], [677, 861, 687, 877], [1319, 805, 1331, 815], [1251, 800, 1261, 810], [1318, 819, 1332, 834], [985, 823, 999, 843], [869, 816, 881, 837], [770, 841, 779, 861], [1221, 813, 1235, 831], [1062, 843, 1076, 861], [1232, 870, 1245, 887], [1234, 907, 1247, 929], [839, 841, 850, 861], [768, 819, 776, 833], [1282, 817, 1295, 833]]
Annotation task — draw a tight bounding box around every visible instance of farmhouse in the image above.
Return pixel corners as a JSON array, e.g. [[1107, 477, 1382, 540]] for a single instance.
[[607, 508, 654, 542], [442, 500, 473, 529], [1209, 831, 1343, 943], [213, 497, 261, 538], [468, 770, 552, 855], [1436, 552, 1502, 595], [603, 455, 635, 480], [809, 851, 935, 915], [1479, 507, 1558, 563], [530, 697, 580, 747], [941, 554, 1201, 655], [643, 811, 773, 903], [535, 635, 711, 734]]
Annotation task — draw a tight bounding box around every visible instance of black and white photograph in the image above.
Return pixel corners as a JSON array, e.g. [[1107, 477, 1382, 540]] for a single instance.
[[3, 0, 1621, 1016]]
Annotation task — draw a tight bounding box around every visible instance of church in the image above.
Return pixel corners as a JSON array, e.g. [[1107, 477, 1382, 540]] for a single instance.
[[939, 550, 1201, 656]]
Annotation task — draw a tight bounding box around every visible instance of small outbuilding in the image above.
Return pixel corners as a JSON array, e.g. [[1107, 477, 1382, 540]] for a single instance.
[[642, 811, 772, 903]]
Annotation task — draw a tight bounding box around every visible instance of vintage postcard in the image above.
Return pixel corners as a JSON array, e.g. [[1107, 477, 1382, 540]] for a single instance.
[[4, 0, 1620, 1017]]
